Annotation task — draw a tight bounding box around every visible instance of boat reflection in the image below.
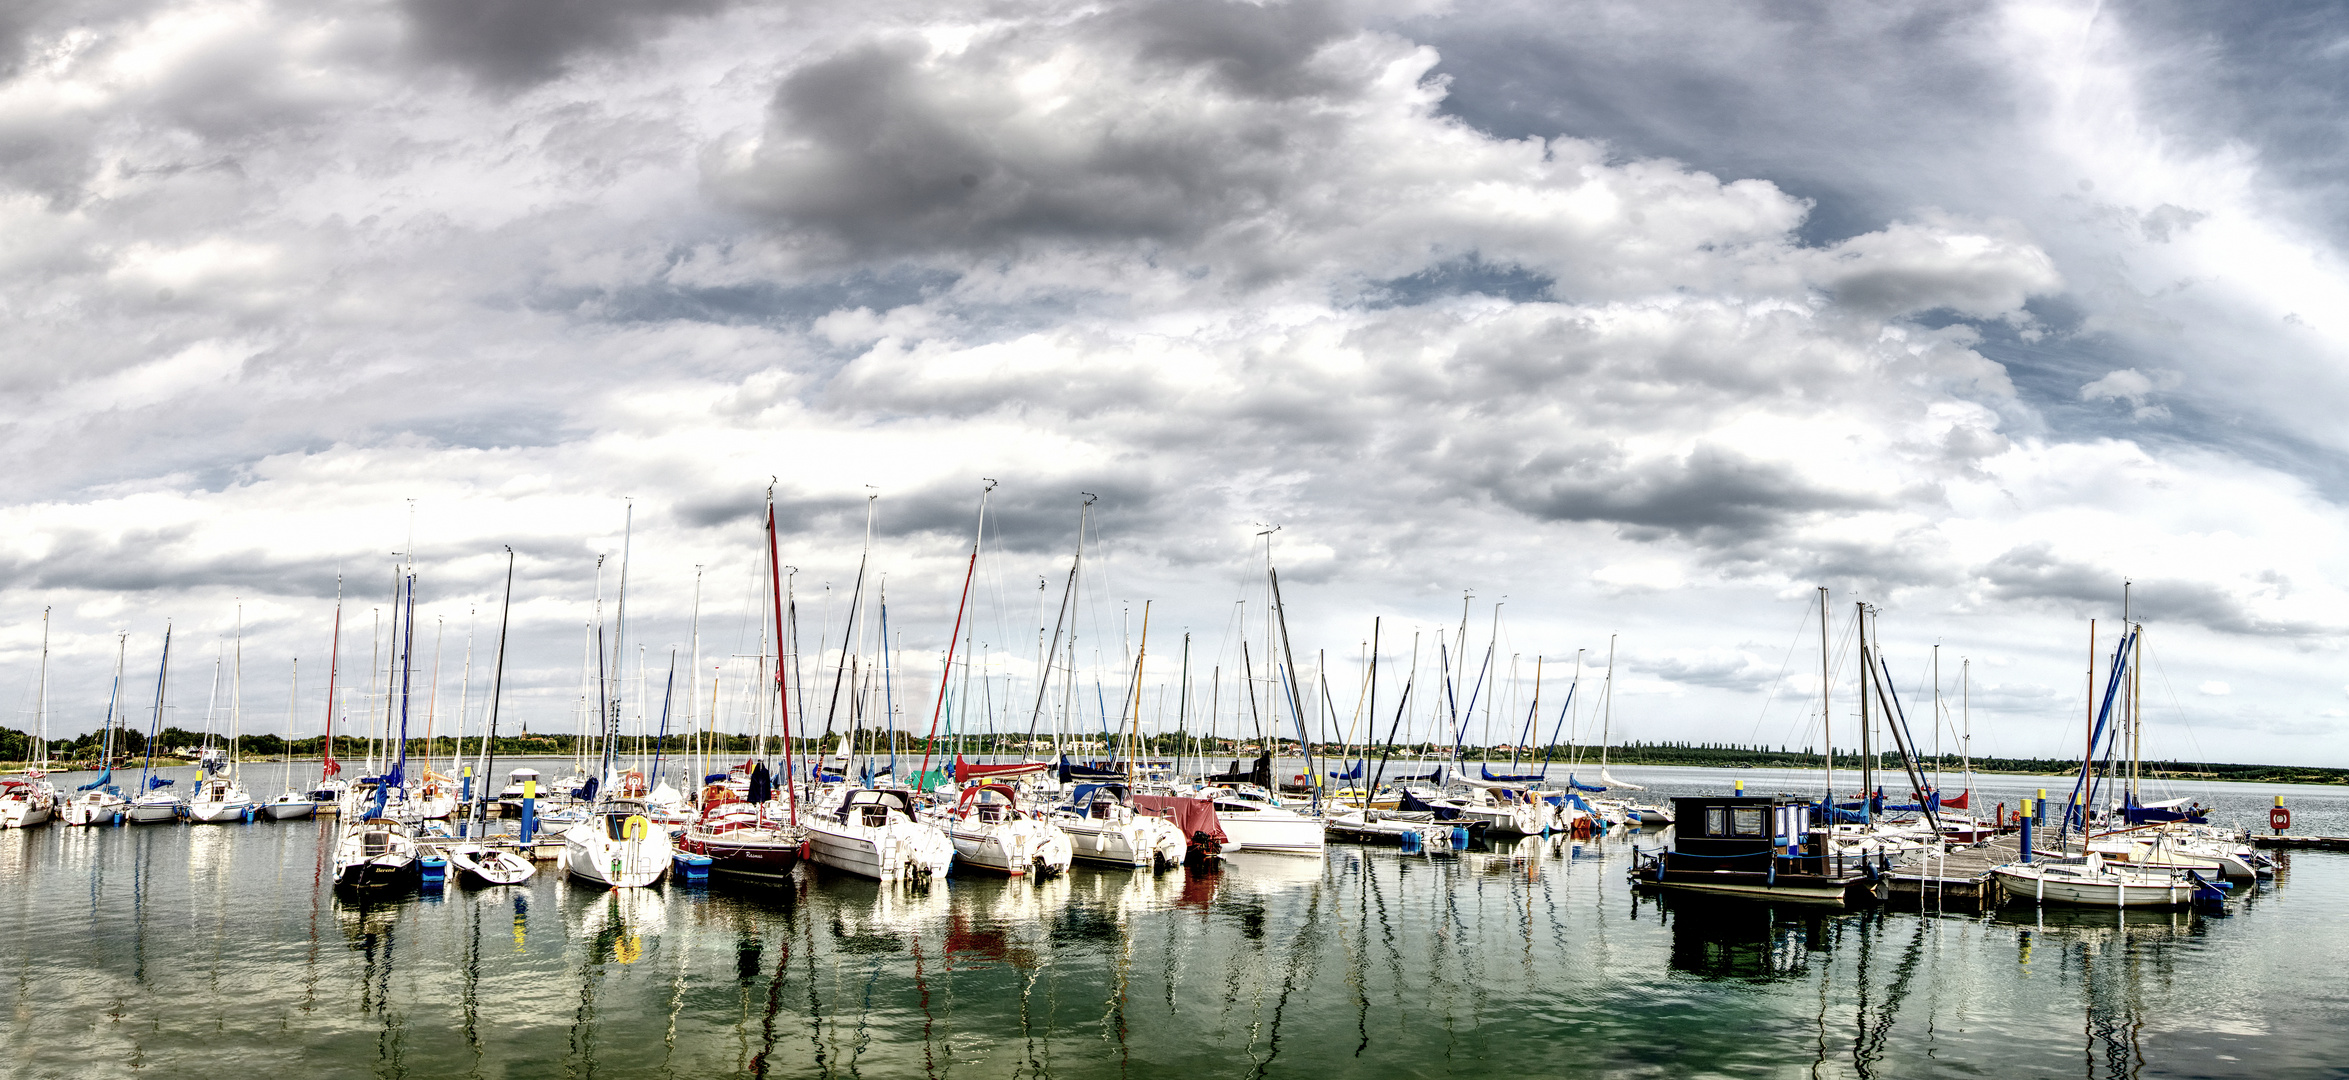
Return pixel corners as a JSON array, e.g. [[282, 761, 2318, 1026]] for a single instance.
[[1654, 890, 1826, 981]]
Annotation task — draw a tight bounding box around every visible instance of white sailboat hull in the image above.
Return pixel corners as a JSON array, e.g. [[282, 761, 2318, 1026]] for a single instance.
[[62, 793, 127, 826], [562, 813, 674, 888], [0, 800, 53, 828], [1056, 815, 1184, 869], [186, 797, 255, 823], [124, 798, 181, 824], [261, 796, 317, 820], [1217, 813, 1328, 855], [1992, 863, 2195, 908], [944, 817, 1073, 876]]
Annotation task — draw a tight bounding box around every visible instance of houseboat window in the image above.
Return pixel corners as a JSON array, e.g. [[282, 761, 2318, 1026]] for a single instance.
[[1731, 807, 1765, 836], [1705, 808, 1727, 836]]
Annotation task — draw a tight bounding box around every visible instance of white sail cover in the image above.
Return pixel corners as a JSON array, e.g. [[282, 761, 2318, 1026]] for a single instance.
[[1599, 769, 1645, 791]]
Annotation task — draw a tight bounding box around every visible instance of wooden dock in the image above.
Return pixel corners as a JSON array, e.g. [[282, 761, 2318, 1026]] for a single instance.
[[2252, 835, 2349, 852], [1886, 836, 2022, 910]]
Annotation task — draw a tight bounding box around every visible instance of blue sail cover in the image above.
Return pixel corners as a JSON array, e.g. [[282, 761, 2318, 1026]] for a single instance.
[[2123, 796, 2207, 825], [145, 775, 174, 790], [1481, 764, 1544, 783], [78, 769, 114, 791], [1567, 774, 1605, 793], [1398, 789, 1462, 820], [1057, 755, 1123, 783], [1328, 761, 1365, 781]]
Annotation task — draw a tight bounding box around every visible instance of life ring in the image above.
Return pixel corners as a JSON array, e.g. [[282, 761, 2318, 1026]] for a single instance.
[[623, 814, 651, 840], [2270, 806, 2291, 831]]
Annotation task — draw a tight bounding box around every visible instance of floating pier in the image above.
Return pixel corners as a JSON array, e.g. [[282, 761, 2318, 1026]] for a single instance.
[[2252, 835, 2349, 852], [1887, 835, 2023, 910]]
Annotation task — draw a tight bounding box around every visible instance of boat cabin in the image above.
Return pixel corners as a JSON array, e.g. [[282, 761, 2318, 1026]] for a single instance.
[[837, 788, 919, 827], [1671, 796, 1822, 872]]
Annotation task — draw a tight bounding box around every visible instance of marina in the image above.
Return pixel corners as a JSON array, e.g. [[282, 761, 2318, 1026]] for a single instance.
[[3, 759, 2346, 1077]]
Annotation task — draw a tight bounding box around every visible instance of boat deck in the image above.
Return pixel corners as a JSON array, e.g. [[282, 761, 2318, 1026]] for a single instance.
[[1887, 835, 2023, 911]]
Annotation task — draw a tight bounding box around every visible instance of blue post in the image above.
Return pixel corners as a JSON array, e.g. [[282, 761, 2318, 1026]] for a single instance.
[[520, 778, 537, 846], [2033, 789, 2046, 826], [2020, 809, 2033, 864]]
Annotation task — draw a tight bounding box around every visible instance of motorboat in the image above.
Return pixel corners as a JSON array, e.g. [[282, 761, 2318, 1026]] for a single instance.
[[805, 787, 955, 883], [443, 842, 537, 886], [935, 783, 1073, 877], [1323, 806, 1464, 849], [561, 800, 674, 888], [679, 794, 805, 882], [1991, 852, 2218, 908], [1055, 784, 1183, 871], [333, 817, 422, 892], [0, 776, 56, 828], [184, 776, 257, 823], [1204, 787, 1326, 855]]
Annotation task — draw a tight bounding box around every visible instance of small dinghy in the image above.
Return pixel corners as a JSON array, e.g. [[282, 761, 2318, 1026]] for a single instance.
[[444, 843, 537, 886]]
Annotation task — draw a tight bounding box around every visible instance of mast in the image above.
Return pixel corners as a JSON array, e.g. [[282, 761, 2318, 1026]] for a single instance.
[[231, 602, 242, 781], [1125, 602, 1152, 783], [323, 578, 342, 780], [763, 487, 799, 825], [688, 564, 703, 796], [453, 609, 472, 779], [820, 494, 878, 745], [607, 503, 633, 786], [142, 623, 173, 795], [1818, 585, 1831, 802], [1960, 657, 1972, 801], [35, 607, 48, 772], [919, 479, 993, 784], [286, 659, 298, 778], [1856, 602, 1872, 812], [1598, 634, 1616, 776], [475, 547, 514, 823], [2125, 581, 2139, 802]]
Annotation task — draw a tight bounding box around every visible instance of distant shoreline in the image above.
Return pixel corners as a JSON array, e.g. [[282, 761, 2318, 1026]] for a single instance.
[[7, 745, 2346, 786]]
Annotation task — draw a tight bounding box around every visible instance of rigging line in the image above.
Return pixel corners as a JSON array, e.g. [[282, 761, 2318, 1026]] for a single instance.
[[1745, 589, 1820, 747]]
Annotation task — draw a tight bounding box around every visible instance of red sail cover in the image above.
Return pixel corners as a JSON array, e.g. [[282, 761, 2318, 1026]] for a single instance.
[[1132, 794, 1226, 845], [1943, 791, 1969, 810], [952, 756, 1049, 783]]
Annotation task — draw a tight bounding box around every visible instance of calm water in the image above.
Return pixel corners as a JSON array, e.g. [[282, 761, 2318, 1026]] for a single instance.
[[5, 761, 2349, 1079]]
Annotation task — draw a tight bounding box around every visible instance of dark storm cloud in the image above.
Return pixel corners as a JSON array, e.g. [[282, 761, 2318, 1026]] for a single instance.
[[709, 0, 1370, 259], [1485, 444, 1882, 541], [1975, 542, 2327, 637], [0, 526, 343, 597], [400, 0, 734, 87]]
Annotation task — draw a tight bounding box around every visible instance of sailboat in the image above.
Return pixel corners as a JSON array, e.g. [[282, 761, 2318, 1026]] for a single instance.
[[0, 608, 58, 828], [681, 494, 808, 880], [187, 619, 258, 824], [1991, 617, 2223, 910], [937, 783, 1073, 876], [560, 506, 675, 889], [64, 633, 131, 826], [263, 658, 317, 820], [333, 814, 423, 892], [124, 625, 185, 825]]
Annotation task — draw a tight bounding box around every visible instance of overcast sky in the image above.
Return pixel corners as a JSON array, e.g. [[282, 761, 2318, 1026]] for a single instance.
[[2, 0, 2347, 772]]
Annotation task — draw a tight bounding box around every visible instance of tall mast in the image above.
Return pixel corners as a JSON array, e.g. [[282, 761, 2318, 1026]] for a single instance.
[[475, 547, 514, 823], [1819, 586, 1832, 802], [1856, 603, 1872, 809], [1960, 657, 1972, 800], [2125, 581, 2139, 802], [453, 609, 472, 778], [764, 486, 800, 825], [323, 578, 342, 780], [35, 607, 48, 771], [688, 564, 703, 795], [143, 623, 172, 792], [231, 601, 243, 780], [1598, 634, 1616, 775], [1126, 602, 1152, 784], [919, 480, 993, 784]]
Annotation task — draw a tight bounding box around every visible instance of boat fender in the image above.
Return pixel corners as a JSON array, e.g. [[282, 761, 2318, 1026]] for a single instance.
[[1399, 830, 1422, 855], [1451, 826, 1470, 849], [610, 857, 623, 881], [1766, 859, 1776, 887]]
